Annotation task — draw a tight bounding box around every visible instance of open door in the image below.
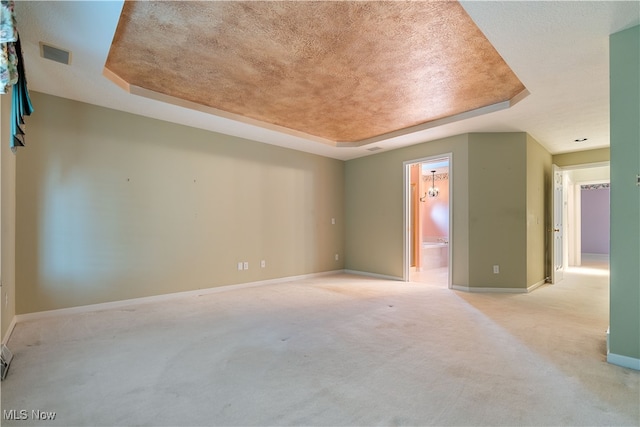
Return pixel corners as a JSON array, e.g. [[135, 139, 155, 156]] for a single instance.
[[404, 155, 452, 286], [551, 164, 565, 283]]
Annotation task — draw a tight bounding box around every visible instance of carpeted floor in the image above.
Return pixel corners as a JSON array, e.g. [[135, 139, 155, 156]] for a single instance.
[[1, 256, 638, 426]]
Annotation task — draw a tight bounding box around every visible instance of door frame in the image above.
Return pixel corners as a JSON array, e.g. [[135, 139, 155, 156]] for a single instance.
[[403, 153, 453, 287], [562, 161, 611, 267]]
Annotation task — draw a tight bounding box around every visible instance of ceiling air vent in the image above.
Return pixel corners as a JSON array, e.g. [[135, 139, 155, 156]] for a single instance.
[[39, 42, 71, 65], [366, 147, 382, 152]]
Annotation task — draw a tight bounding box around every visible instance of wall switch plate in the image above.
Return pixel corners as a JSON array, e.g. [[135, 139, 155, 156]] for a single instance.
[[331, 218, 336, 225], [243, 262, 249, 270], [493, 265, 500, 274], [260, 260, 266, 268], [237, 262, 244, 271], [335, 254, 339, 261]]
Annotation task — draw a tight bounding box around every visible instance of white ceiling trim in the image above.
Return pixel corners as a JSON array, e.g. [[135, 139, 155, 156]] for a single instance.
[[13, 1, 640, 161]]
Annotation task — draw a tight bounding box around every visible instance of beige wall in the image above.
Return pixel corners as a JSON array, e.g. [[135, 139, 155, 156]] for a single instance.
[[552, 148, 609, 168], [1, 88, 17, 340], [468, 133, 527, 288], [12, 92, 556, 315], [346, 132, 550, 291], [467, 133, 550, 289], [15, 92, 344, 314], [526, 134, 552, 287], [345, 134, 470, 283]]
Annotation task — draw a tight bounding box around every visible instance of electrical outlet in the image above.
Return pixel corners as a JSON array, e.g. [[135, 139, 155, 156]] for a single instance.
[[243, 261, 249, 270], [493, 265, 500, 274], [335, 254, 339, 261], [260, 260, 266, 268], [331, 218, 336, 225], [237, 262, 244, 271]]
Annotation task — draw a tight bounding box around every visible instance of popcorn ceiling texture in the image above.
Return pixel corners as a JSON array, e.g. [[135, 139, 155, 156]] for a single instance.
[[105, 1, 525, 144]]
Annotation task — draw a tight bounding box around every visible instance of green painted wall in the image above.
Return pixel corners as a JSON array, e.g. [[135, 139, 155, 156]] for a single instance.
[[468, 133, 527, 288], [345, 131, 549, 290], [466, 133, 549, 290], [1, 87, 17, 340], [15, 92, 345, 314], [609, 25, 640, 363], [552, 148, 609, 168], [527, 135, 552, 287], [345, 134, 469, 283]]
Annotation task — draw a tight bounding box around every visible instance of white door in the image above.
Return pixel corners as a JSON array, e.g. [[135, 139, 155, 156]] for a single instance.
[[551, 164, 564, 283]]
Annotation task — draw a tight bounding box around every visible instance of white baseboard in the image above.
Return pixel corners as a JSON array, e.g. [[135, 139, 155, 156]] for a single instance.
[[606, 326, 640, 371], [527, 279, 546, 292], [582, 253, 609, 260], [607, 352, 640, 371], [452, 279, 546, 294], [1, 316, 17, 345], [14, 270, 346, 324], [452, 285, 528, 293], [343, 269, 403, 281]]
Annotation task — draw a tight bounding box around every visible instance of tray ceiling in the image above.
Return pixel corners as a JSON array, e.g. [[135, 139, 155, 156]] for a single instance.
[[104, 1, 526, 147]]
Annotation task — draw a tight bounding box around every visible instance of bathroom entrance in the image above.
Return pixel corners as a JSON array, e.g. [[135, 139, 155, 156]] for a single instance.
[[404, 155, 451, 286]]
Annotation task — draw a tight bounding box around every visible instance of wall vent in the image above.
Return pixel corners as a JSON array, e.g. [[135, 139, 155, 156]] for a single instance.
[[39, 42, 72, 65], [1, 344, 13, 380], [366, 147, 382, 152]]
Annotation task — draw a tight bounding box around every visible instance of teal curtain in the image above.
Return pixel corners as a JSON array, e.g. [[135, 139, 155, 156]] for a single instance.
[[10, 35, 33, 150]]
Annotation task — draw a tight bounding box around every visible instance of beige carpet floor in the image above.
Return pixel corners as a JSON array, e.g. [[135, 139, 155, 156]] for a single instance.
[[1, 257, 638, 426]]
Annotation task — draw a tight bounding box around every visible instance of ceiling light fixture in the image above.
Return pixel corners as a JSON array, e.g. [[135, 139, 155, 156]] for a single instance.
[[428, 170, 439, 198], [574, 138, 588, 143]]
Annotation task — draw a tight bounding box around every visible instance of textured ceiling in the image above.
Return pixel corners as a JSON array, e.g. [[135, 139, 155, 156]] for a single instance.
[[13, 1, 640, 160], [104, 1, 525, 146]]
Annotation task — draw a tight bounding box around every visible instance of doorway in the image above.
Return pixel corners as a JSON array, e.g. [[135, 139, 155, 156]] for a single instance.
[[563, 164, 610, 268], [404, 155, 452, 286]]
